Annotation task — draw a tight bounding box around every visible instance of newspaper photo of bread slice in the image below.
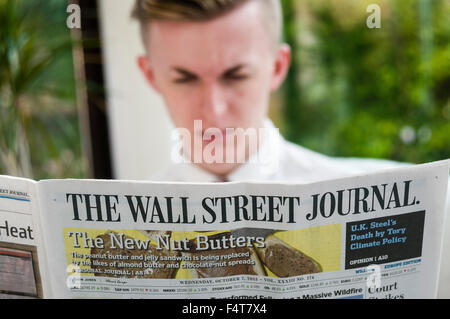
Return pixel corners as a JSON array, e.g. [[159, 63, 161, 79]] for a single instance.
[[187, 232, 266, 278], [90, 231, 180, 279], [138, 230, 171, 243], [255, 235, 322, 277]]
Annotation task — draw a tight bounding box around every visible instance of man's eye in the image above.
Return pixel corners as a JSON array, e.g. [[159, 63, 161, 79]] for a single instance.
[[223, 73, 249, 82], [174, 76, 197, 84]]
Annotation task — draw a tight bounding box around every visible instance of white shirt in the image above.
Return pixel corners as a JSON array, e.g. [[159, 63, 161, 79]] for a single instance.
[[151, 119, 450, 298]]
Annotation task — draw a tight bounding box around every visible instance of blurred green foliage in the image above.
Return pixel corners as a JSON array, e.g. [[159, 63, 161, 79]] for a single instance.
[[281, 0, 450, 163], [0, 0, 86, 179]]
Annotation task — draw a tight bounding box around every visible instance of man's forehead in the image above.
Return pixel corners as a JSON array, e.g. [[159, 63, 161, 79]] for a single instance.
[[145, 0, 273, 70]]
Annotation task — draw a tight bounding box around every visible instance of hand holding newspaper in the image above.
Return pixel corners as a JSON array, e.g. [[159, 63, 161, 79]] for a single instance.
[[0, 161, 448, 299]]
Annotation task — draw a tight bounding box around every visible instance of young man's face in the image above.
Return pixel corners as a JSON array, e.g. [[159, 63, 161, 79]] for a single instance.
[[138, 0, 290, 176]]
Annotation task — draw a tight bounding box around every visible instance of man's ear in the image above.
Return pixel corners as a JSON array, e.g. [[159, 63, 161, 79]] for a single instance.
[[137, 55, 160, 93], [269, 44, 292, 92]]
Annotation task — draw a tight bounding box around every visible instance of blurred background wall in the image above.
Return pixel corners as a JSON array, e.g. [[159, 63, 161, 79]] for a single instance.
[[98, 0, 173, 180]]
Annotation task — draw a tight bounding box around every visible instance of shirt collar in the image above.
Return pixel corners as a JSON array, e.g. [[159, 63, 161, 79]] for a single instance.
[[170, 118, 282, 183]]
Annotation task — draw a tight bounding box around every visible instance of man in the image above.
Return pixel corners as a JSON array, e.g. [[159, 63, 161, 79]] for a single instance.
[[131, 0, 450, 296], [132, 0, 402, 183]]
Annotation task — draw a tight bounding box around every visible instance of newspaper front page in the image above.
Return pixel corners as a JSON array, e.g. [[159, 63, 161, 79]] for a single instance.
[[35, 161, 449, 299], [0, 176, 43, 299]]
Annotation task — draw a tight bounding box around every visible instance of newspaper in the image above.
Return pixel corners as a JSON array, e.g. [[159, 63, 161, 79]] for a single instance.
[[0, 160, 448, 299]]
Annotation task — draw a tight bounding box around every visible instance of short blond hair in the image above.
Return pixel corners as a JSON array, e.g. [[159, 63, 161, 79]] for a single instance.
[[132, 0, 283, 46]]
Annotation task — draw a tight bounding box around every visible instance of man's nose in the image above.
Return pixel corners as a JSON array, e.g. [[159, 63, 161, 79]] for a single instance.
[[201, 84, 228, 120]]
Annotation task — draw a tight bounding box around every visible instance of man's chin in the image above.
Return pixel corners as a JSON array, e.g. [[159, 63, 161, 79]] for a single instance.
[[197, 162, 242, 180]]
